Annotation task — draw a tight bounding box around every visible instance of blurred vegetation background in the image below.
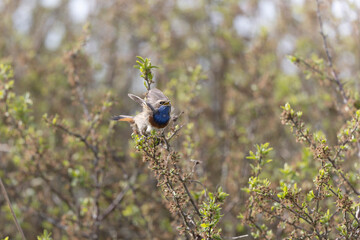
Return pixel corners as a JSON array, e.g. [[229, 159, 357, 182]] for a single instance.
[[1, 0, 360, 239]]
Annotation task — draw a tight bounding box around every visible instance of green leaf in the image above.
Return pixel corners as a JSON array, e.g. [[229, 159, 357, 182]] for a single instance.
[[287, 55, 299, 63], [284, 103, 291, 111], [307, 190, 315, 201], [136, 60, 144, 67], [37, 229, 53, 240], [136, 56, 145, 62], [201, 223, 210, 228]]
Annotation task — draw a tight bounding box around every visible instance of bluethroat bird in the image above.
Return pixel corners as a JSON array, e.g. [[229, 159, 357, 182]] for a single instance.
[[112, 88, 171, 135]]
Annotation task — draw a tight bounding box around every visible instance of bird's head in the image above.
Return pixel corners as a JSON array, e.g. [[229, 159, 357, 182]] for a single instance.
[[154, 99, 171, 110]]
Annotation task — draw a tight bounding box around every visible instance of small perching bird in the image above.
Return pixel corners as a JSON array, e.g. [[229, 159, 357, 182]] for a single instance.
[[112, 88, 172, 135]]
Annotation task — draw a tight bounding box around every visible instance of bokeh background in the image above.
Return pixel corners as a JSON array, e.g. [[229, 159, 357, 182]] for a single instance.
[[1, 0, 360, 239]]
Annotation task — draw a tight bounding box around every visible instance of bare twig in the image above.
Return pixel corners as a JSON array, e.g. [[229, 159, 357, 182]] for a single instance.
[[271, 196, 323, 239], [160, 123, 202, 219], [38, 212, 91, 239], [99, 170, 139, 223], [99, 184, 130, 221], [38, 212, 68, 231], [166, 180, 197, 238], [296, 58, 336, 83], [173, 163, 202, 218], [46, 119, 103, 238], [0, 177, 26, 240], [75, 82, 91, 120], [141, 138, 200, 237], [290, 116, 359, 195], [114, 162, 153, 239], [48, 121, 99, 163], [315, 0, 348, 104], [36, 164, 76, 211], [66, 46, 91, 121], [230, 235, 249, 239], [327, 156, 360, 195], [167, 124, 185, 142]]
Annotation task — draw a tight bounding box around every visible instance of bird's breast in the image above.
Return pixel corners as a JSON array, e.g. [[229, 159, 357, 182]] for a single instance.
[[149, 114, 170, 128]]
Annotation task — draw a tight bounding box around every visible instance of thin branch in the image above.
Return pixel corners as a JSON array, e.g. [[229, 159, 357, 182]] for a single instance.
[[230, 235, 249, 239], [91, 170, 101, 240], [99, 184, 131, 221], [49, 121, 100, 164], [38, 212, 90, 239], [333, 118, 359, 162], [167, 124, 185, 142], [36, 163, 76, 211], [67, 50, 91, 121], [119, 166, 153, 239], [315, 0, 348, 104], [290, 115, 359, 195], [161, 131, 170, 151], [142, 141, 199, 237], [38, 212, 68, 231], [265, 210, 310, 233], [46, 119, 103, 238], [166, 180, 196, 238], [326, 154, 360, 195], [269, 196, 313, 227], [161, 124, 202, 219], [296, 58, 336, 83], [173, 163, 202, 218], [0, 177, 26, 240], [75, 83, 91, 121]]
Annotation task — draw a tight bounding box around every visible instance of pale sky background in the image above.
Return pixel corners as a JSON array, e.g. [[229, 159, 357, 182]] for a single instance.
[[8, 0, 360, 80]]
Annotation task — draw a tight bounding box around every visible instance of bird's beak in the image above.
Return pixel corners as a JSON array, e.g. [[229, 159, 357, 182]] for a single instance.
[[163, 101, 171, 106]]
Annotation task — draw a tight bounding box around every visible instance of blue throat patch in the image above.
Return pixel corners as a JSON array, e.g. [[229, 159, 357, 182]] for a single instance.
[[153, 105, 171, 125]]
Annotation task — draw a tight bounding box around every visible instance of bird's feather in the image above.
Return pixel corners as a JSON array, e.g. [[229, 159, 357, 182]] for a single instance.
[[128, 93, 156, 112], [111, 115, 135, 123], [146, 88, 170, 106], [128, 93, 146, 106]]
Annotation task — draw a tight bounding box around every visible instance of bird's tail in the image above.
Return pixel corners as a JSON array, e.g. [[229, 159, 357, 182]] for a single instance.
[[111, 115, 135, 123]]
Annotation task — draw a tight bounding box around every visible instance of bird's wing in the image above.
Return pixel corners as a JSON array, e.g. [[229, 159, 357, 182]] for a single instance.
[[128, 93, 146, 106], [128, 93, 157, 113], [146, 88, 170, 106]]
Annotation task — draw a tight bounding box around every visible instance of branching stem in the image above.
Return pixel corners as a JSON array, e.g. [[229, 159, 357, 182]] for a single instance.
[[0, 177, 26, 240]]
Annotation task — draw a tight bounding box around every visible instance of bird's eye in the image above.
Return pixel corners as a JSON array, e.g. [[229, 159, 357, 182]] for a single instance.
[[160, 101, 165, 105]]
